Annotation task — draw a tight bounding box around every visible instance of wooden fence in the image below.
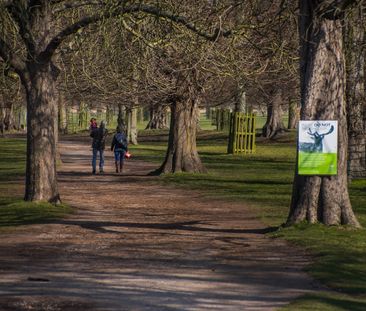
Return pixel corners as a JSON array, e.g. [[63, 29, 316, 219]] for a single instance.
[[212, 108, 231, 132], [228, 112, 256, 154]]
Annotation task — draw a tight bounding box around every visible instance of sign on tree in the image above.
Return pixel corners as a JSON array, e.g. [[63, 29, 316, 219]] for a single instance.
[[298, 121, 338, 175]]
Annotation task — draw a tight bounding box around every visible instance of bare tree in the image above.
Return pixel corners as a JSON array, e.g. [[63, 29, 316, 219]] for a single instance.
[[0, 0, 225, 202], [287, 0, 361, 227]]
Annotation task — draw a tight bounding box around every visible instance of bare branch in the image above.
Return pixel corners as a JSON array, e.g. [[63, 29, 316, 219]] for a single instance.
[[52, 0, 104, 14], [0, 36, 25, 75], [318, 0, 359, 19], [5, 2, 37, 56], [39, 3, 230, 63]]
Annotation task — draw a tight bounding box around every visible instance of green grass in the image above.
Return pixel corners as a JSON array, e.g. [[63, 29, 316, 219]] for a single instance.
[[0, 137, 73, 229], [131, 127, 366, 310], [0, 198, 72, 228], [282, 292, 366, 311], [0, 137, 26, 182]]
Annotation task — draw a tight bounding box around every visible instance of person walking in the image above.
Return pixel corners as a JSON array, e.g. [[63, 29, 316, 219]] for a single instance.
[[91, 120, 108, 174], [89, 118, 97, 131], [111, 126, 128, 173]]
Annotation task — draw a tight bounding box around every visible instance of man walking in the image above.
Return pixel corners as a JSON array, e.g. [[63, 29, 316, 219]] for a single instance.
[[91, 120, 108, 174]]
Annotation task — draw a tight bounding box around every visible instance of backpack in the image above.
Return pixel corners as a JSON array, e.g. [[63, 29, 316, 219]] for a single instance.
[[115, 133, 128, 150]]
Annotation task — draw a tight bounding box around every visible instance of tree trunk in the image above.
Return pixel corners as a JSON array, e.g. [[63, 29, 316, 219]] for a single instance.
[[58, 93, 67, 134], [137, 107, 144, 123], [126, 107, 138, 145], [234, 88, 246, 113], [288, 100, 300, 129], [346, 5, 366, 179], [131, 108, 138, 145], [145, 104, 168, 129], [155, 99, 206, 174], [23, 67, 60, 203], [117, 104, 126, 132], [287, 3, 360, 227], [2, 101, 15, 131], [262, 89, 286, 138]]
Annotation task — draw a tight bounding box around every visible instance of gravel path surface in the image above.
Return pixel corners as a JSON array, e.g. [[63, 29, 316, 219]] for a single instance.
[[0, 140, 318, 310]]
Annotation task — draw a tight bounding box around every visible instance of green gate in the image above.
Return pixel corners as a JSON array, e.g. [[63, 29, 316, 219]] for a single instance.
[[228, 112, 256, 154]]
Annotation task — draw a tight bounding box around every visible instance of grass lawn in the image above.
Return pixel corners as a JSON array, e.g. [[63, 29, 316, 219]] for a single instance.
[[0, 137, 72, 230], [131, 123, 366, 310]]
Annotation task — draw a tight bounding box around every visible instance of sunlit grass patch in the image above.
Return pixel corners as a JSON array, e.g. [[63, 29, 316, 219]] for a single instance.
[[0, 137, 73, 229], [0, 137, 26, 182], [0, 198, 72, 229]]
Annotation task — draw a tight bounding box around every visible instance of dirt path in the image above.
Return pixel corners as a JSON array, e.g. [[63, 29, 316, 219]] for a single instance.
[[0, 140, 318, 310]]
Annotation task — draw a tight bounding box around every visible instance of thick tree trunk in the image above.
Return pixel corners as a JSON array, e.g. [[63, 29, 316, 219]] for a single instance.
[[262, 89, 286, 138], [23, 67, 60, 203], [145, 104, 168, 129], [287, 4, 360, 227], [288, 100, 300, 129], [155, 99, 206, 174], [346, 5, 366, 179]]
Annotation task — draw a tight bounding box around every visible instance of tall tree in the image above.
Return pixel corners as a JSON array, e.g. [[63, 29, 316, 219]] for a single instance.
[[287, 0, 361, 227], [0, 1, 223, 202], [345, 4, 366, 179]]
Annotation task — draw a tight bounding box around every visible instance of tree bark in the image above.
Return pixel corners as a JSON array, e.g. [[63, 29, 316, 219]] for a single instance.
[[17, 2, 61, 203], [262, 89, 286, 138], [145, 104, 168, 129], [287, 1, 360, 227], [346, 5, 366, 179], [23, 67, 60, 203], [234, 88, 246, 113], [117, 104, 126, 132], [0, 99, 15, 132], [155, 99, 206, 174], [0, 96, 5, 135], [126, 107, 138, 145]]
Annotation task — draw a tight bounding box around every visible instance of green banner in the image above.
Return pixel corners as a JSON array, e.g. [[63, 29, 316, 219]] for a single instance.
[[298, 152, 337, 175]]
